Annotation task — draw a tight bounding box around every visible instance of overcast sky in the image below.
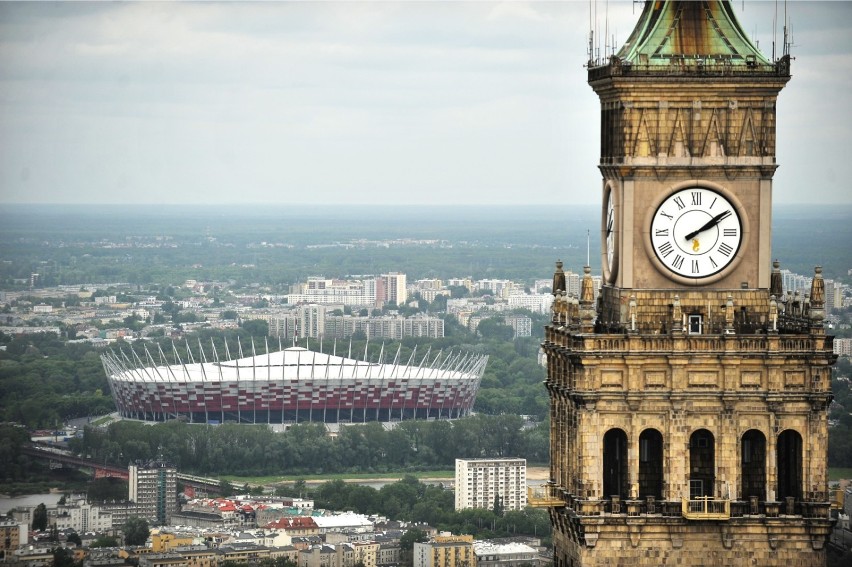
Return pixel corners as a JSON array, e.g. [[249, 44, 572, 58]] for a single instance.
[[1, 1, 850, 206]]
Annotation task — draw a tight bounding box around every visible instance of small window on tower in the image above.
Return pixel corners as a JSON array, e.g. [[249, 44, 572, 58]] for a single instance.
[[688, 315, 703, 335]]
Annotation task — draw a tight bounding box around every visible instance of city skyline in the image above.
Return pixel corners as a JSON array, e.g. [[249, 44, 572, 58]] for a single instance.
[[1, 1, 851, 207]]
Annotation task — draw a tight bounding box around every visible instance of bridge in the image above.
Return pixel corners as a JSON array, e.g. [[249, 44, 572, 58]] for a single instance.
[[23, 444, 231, 494], [22, 444, 129, 480]]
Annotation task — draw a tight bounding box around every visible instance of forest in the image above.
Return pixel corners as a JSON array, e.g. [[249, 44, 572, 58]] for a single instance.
[[66, 415, 548, 477], [1, 204, 850, 288]]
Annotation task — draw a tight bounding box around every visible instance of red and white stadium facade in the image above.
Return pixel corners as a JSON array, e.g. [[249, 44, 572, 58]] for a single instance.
[[102, 346, 487, 424]]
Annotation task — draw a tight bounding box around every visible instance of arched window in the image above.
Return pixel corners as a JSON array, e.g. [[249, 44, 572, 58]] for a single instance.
[[777, 429, 803, 500], [689, 429, 715, 498], [740, 429, 766, 500], [603, 428, 628, 499], [638, 429, 663, 499]]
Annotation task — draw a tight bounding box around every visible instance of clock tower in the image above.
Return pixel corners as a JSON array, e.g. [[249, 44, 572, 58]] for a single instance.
[[538, 2, 836, 566]]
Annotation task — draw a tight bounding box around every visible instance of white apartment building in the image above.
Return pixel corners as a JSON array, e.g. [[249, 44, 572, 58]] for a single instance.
[[378, 273, 407, 307], [503, 315, 532, 338], [269, 314, 298, 339], [781, 269, 812, 296], [447, 278, 473, 292], [454, 458, 527, 512], [300, 304, 327, 339], [472, 541, 539, 567], [834, 338, 852, 357], [288, 278, 376, 307], [532, 279, 552, 294], [50, 498, 113, 533], [129, 460, 178, 526], [414, 279, 444, 291], [507, 293, 553, 314], [475, 279, 521, 299], [565, 272, 581, 297]]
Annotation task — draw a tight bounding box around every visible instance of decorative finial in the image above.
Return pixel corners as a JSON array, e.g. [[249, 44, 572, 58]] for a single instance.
[[809, 265, 825, 325], [672, 295, 683, 333], [552, 260, 566, 296], [725, 294, 735, 334], [770, 259, 783, 298], [769, 295, 778, 332], [628, 295, 637, 333]]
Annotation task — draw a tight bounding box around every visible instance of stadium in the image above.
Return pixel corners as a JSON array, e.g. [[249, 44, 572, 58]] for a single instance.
[[101, 343, 487, 424]]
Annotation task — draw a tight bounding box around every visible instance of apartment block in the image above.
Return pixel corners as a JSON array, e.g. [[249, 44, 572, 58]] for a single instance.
[[413, 535, 474, 567], [128, 460, 178, 526], [455, 458, 527, 512], [472, 541, 538, 567], [0, 517, 23, 561]]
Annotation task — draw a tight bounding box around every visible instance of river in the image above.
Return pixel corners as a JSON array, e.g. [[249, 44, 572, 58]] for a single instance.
[[0, 493, 65, 515]]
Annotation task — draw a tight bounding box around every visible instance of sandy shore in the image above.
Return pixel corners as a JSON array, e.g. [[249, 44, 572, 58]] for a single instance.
[[526, 466, 549, 480]]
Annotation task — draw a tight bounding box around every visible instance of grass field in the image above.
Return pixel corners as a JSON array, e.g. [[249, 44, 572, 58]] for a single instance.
[[830, 468, 852, 481], [221, 470, 456, 487]]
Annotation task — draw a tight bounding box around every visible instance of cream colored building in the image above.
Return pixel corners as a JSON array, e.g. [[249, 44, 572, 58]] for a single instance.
[[413, 535, 474, 567], [455, 458, 527, 512]]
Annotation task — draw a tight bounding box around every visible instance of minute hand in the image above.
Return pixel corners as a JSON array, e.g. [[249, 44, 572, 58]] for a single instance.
[[684, 210, 731, 241]]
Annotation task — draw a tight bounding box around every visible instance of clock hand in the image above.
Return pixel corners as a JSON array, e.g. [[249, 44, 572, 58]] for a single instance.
[[684, 210, 731, 241]]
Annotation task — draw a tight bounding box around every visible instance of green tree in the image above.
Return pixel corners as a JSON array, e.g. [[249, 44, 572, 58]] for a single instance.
[[400, 528, 428, 567], [89, 535, 119, 548], [32, 503, 48, 531], [219, 479, 235, 497], [51, 547, 77, 567], [242, 319, 269, 337], [123, 517, 150, 546], [477, 318, 514, 341], [259, 558, 298, 567], [492, 493, 504, 517]]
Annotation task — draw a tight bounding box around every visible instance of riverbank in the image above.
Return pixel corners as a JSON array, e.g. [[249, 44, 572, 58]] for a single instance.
[[225, 466, 551, 488]]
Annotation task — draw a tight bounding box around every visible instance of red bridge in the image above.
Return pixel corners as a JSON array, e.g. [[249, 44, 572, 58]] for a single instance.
[[22, 444, 129, 480]]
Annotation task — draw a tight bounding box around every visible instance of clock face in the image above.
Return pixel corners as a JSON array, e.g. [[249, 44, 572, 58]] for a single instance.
[[649, 187, 742, 279], [602, 185, 617, 282]]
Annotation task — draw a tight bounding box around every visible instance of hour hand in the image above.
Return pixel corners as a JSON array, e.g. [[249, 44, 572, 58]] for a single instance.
[[684, 210, 731, 241]]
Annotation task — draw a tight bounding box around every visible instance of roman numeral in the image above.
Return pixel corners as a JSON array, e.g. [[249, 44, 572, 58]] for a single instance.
[[672, 254, 685, 270], [710, 256, 718, 268], [723, 228, 737, 237], [655, 228, 669, 237], [719, 242, 734, 257], [691, 259, 699, 274], [660, 210, 673, 220], [658, 241, 674, 257], [691, 191, 701, 206], [710, 197, 717, 209], [673, 196, 685, 210]]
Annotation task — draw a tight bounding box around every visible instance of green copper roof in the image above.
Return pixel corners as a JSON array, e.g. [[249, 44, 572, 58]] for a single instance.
[[616, 0, 771, 65]]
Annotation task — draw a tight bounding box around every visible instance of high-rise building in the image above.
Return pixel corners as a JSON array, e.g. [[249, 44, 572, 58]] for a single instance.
[[300, 304, 327, 339], [128, 460, 177, 526], [538, 2, 834, 566], [377, 272, 407, 307], [455, 458, 527, 512]]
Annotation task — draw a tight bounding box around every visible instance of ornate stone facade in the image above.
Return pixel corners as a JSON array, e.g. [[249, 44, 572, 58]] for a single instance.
[[540, 2, 836, 566]]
